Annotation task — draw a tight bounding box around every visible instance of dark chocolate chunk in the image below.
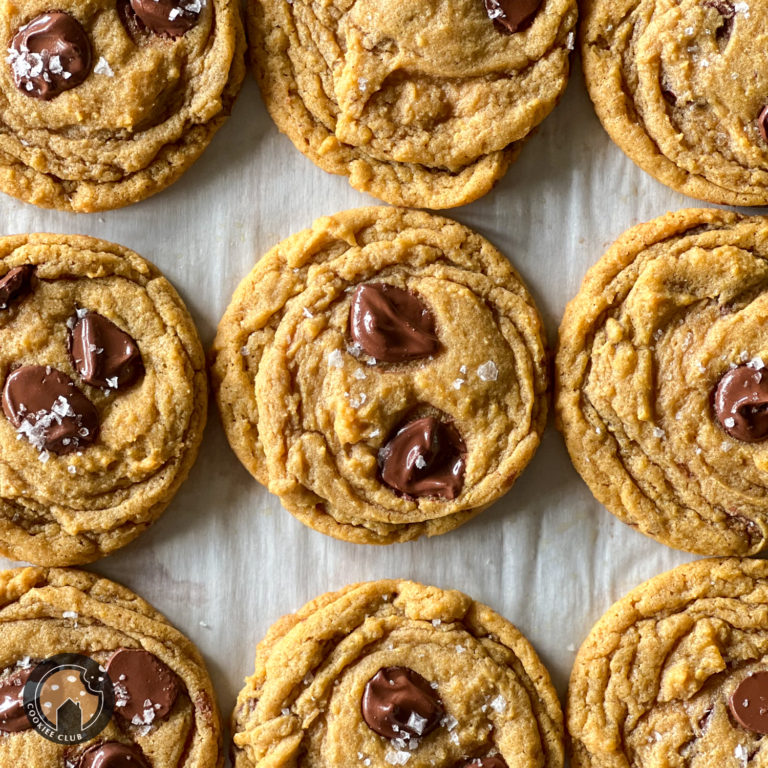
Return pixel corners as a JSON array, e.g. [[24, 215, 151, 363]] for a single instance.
[[482, 0, 543, 34], [78, 742, 150, 768], [759, 106, 768, 144], [379, 416, 466, 499], [0, 668, 32, 733], [106, 648, 180, 724], [8, 12, 92, 100], [129, 0, 201, 37], [0, 266, 34, 310], [714, 364, 768, 442], [349, 284, 439, 363], [71, 312, 143, 389], [731, 672, 768, 734], [361, 667, 443, 740], [2, 365, 98, 454]]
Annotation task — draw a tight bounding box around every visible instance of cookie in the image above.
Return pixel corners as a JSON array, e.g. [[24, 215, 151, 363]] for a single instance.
[[247, 0, 577, 209], [232, 579, 563, 768], [556, 209, 768, 556], [0, 233, 207, 566], [581, 0, 768, 206], [211, 207, 548, 545], [0, 1, 245, 212], [0, 566, 221, 767], [567, 557, 768, 768]]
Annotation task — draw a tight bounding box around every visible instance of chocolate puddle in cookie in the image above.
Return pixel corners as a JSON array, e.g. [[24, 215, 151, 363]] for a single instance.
[[71, 312, 143, 390], [349, 283, 439, 363], [361, 666, 443, 740], [119, 0, 203, 39], [2, 365, 99, 454], [8, 12, 92, 100], [714, 364, 768, 442], [105, 648, 180, 723], [0, 266, 34, 310], [378, 415, 466, 499]]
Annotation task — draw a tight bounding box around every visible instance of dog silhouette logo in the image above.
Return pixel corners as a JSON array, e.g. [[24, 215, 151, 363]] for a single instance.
[[23, 654, 114, 743]]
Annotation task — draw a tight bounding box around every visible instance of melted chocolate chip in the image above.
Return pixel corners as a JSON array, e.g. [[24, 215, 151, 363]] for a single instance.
[[714, 364, 768, 442], [0, 668, 32, 733], [731, 672, 768, 734], [759, 106, 768, 144], [349, 284, 439, 363], [379, 416, 466, 499], [70, 312, 143, 389], [482, 0, 543, 34], [78, 742, 150, 768], [459, 759, 508, 768], [129, 0, 201, 37], [106, 649, 180, 723], [0, 266, 34, 310], [9, 13, 92, 100], [2, 366, 98, 454], [361, 667, 443, 740]]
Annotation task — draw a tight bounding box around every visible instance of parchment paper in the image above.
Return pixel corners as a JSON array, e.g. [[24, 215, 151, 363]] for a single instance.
[[0, 65, 735, 761]]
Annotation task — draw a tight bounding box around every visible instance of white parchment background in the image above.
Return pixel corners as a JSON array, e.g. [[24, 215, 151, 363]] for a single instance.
[[0, 57, 752, 761]]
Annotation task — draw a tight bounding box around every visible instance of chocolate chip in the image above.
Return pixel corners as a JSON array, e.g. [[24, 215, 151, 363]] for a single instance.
[[106, 649, 180, 723], [714, 364, 768, 442], [8, 13, 92, 100], [129, 0, 201, 37], [482, 0, 543, 34], [2, 366, 98, 454], [703, 0, 735, 16], [0, 266, 34, 311], [0, 668, 32, 733], [379, 416, 466, 499], [70, 312, 143, 389], [730, 672, 768, 734], [458, 759, 508, 768], [78, 742, 150, 768], [349, 284, 439, 363], [759, 106, 768, 143], [361, 667, 443, 740]]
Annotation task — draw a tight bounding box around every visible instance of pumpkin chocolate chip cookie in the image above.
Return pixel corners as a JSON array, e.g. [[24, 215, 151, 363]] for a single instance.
[[0, 566, 221, 767], [556, 209, 768, 556], [232, 580, 563, 768], [568, 557, 768, 768], [582, 0, 768, 205], [247, 0, 577, 209], [211, 207, 548, 545], [0, 1, 245, 212], [0, 233, 207, 566]]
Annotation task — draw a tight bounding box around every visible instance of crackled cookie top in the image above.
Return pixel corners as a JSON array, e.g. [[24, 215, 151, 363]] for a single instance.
[[0, 567, 220, 768], [582, 0, 768, 205], [567, 558, 768, 768], [556, 209, 768, 556], [0, 0, 245, 212], [0, 233, 207, 566], [232, 579, 563, 768], [248, 0, 577, 209], [211, 207, 548, 545]]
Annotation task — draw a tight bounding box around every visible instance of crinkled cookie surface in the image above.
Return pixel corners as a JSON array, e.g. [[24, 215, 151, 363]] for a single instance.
[[0, 233, 207, 566], [568, 557, 768, 768], [0, 567, 221, 768], [248, 0, 577, 209], [211, 207, 548, 545], [233, 579, 563, 768], [557, 209, 768, 556], [0, 0, 245, 212], [582, 0, 768, 205]]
